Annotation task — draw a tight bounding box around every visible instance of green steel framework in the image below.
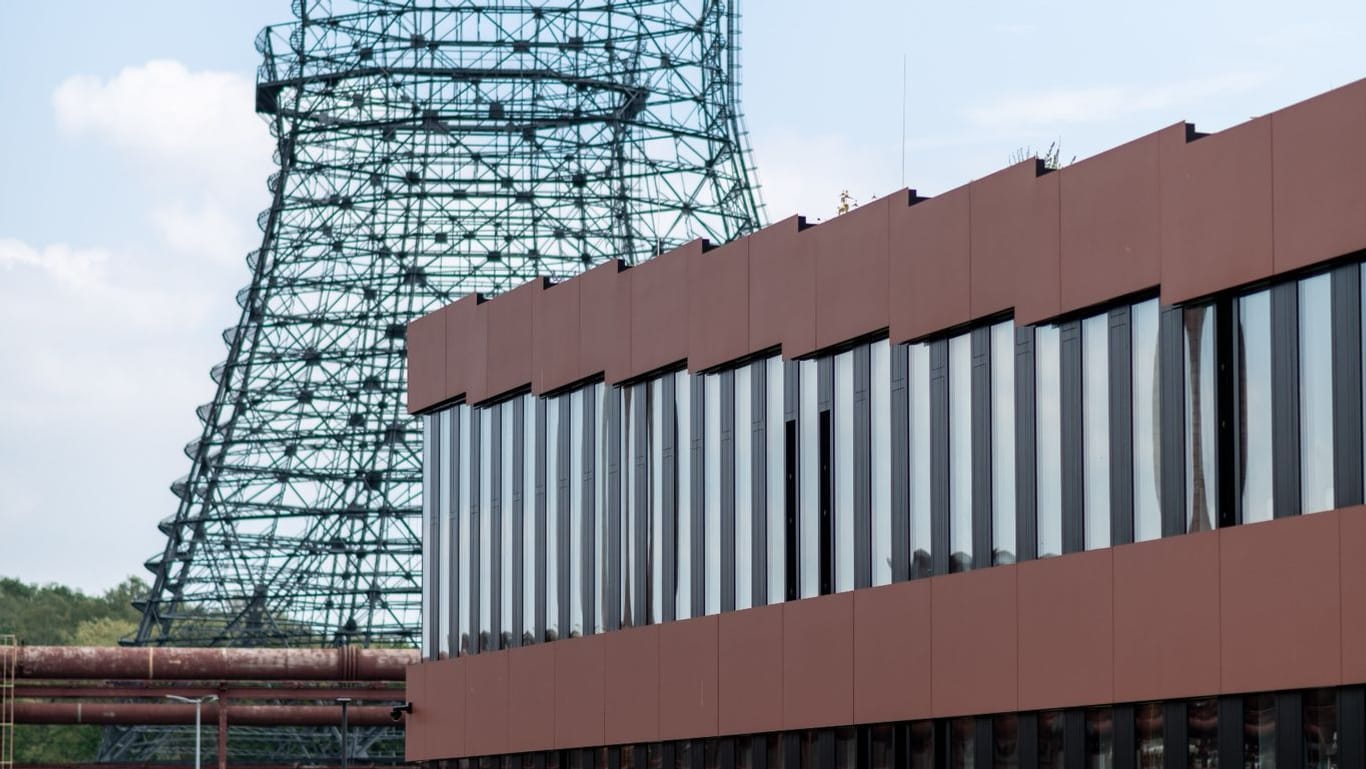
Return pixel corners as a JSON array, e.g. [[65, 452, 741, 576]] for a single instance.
[[107, 0, 763, 761]]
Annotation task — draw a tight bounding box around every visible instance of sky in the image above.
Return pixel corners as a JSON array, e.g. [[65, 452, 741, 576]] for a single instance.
[[0, 0, 1363, 594]]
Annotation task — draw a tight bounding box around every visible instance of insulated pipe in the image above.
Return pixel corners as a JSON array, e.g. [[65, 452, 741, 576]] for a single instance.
[[15, 701, 395, 727], [14, 684, 404, 701], [5, 646, 416, 681]]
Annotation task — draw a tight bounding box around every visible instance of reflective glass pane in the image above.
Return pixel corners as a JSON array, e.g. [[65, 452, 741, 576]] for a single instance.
[[835, 350, 855, 591], [995, 714, 1020, 769], [949, 334, 973, 572], [594, 383, 607, 633], [1086, 708, 1114, 769], [421, 414, 435, 660], [479, 408, 492, 650], [799, 359, 820, 597], [675, 371, 693, 619], [545, 398, 560, 642], [1185, 306, 1218, 533], [1038, 711, 1064, 769], [438, 410, 453, 656], [909, 344, 932, 577], [736, 365, 753, 610], [1131, 300, 1162, 542], [1083, 314, 1111, 550], [502, 402, 514, 648], [909, 721, 935, 769], [1304, 688, 1338, 769], [704, 374, 722, 614], [950, 718, 975, 769], [1136, 702, 1163, 769], [569, 390, 584, 636], [1245, 693, 1276, 769], [523, 397, 535, 644], [992, 321, 1016, 565], [650, 379, 664, 624], [623, 387, 636, 628], [1239, 291, 1274, 524], [872, 341, 893, 585], [1300, 274, 1335, 514], [458, 408, 472, 654], [1036, 325, 1063, 558], [767, 357, 785, 603], [1188, 699, 1218, 769]]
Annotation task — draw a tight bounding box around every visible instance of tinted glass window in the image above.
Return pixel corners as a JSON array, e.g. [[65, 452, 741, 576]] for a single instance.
[[1036, 325, 1063, 558], [1132, 300, 1162, 542], [949, 333, 973, 572], [1083, 314, 1110, 550], [992, 321, 1016, 565], [1238, 290, 1273, 524], [1184, 307, 1218, 533], [1300, 273, 1335, 514], [909, 344, 932, 577]]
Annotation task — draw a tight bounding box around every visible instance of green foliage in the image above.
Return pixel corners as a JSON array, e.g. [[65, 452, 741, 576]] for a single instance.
[[1, 575, 149, 763]]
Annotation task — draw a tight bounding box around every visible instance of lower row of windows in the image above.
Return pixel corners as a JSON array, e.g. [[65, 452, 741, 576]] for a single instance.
[[425, 687, 1359, 769]]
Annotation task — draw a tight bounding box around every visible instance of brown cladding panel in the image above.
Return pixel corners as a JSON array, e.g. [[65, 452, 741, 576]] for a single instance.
[[604, 624, 661, 745], [404, 663, 429, 761], [425, 657, 468, 759], [748, 215, 815, 358], [890, 186, 970, 344], [783, 592, 854, 730], [1219, 512, 1341, 693], [658, 614, 719, 740], [813, 195, 895, 350], [970, 161, 1059, 323], [929, 566, 1017, 717], [1112, 531, 1220, 702], [484, 279, 541, 402], [579, 260, 631, 386], [1017, 548, 1114, 710], [1340, 507, 1366, 683], [630, 243, 695, 380], [508, 642, 557, 752], [852, 580, 932, 724], [464, 651, 510, 756], [1059, 132, 1163, 314], [689, 236, 750, 372], [443, 294, 482, 404], [1272, 79, 1366, 274], [554, 635, 607, 749], [718, 602, 784, 735], [406, 308, 448, 413], [1160, 118, 1275, 305], [533, 277, 581, 395]]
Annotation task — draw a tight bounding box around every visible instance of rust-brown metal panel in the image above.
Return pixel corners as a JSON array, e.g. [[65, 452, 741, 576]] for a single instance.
[[1017, 548, 1114, 711], [464, 651, 510, 756], [508, 642, 557, 752], [554, 635, 607, 749], [889, 186, 970, 344], [484, 279, 542, 403], [748, 215, 815, 358], [853, 580, 931, 724], [1112, 531, 1220, 702], [929, 566, 1017, 718], [1160, 118, 1274, 305], [443, 294, 483, 405], [658, 614, 719, 740], [688, 235, 750, 373], [718, 602, 784, 736], [1219, 512, 1341, 693], [406, 308, 447, 414], [782, 592, 853, 730], [970, 162, 1060, 324], [604, 624, 661, 745], [579, 259, 631, 386], [404, 663, 429, 761], [813, 194, 896, 350], [425, 657, 467, 759], [533, 276, 582, 395], [629, 242, 696, 381], [1272, 78, 1366, 274], [1059, 131, 1163, 315], [1340, 507, 1366, 683]]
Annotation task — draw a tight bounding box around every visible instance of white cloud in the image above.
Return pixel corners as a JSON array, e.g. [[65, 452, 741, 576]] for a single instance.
[[969, 71, 1268, 129], [0, 238, 108, 291], [151, 200, 257, 267]]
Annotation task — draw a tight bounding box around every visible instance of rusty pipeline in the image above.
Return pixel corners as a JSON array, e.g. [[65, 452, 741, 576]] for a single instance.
[[15, 700, 396, 727], [3, 645, 416, 681]]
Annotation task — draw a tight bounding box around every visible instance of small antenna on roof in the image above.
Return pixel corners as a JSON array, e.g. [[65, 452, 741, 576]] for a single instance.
[[901, 53, 907, 188]]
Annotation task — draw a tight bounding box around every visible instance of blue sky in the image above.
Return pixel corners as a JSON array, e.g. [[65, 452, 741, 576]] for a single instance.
[[1, 0, 1363, 593]]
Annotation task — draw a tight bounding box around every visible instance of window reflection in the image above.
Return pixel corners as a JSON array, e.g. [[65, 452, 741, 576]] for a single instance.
[[909, 344, 933, 578], [1238, 291, 1274, 524], [799, 360, 820, 597], [459, 407, 472, 654], [545, 398, 560, 642], [650, 380, 664, 624], [704, 374, 722, 615], [1188, 699, 1219, 769], [835, 351, 855, 591], [1135, 702, 1163, 769], [1304, 688, 1338, 769], [994, 714, 1020, 769], [949, 717, 975, 769], [1300, 274, 1335, 514], [992, 321, 1016, 566], [909, 721, 935, 769], [736, 365, 754, 609], [1085, 708, 1113, 769], [766, 357, 785, 603], [676, 372, 692, 620], [1244, 693, 1276, 768], [479, 408, 493, 650], [1038, 710, 1065, 769], [1036, 325, 1063, 558], [1132, 300, 1162, 542], [569, 390, 584, 636], [870, 724, 894, 769], [1083, 315, 1111, 550], [523, 396, 536, 643], [501, 402, 514, 648], [872, 342, 893, 584], [1184, 307, 1218, 533], [949, 333, 973, 572]]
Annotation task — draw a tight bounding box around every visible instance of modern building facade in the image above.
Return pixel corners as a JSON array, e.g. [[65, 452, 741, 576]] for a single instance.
[[403, 79, 1366, 769]]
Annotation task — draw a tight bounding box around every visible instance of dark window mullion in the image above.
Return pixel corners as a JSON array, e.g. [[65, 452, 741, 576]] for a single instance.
[[1333, 263, 1364, 506], [469, 408, 482, 654], [1159, 307, 1188, 538], [784, 359, 800, 602], [1109, 307, 1135, 546], [1272, 281, 1302, 518], [491, 403, 504, 650], [930, 340, 950, 577], [1059, 320, 1084, 554], [971, 327, 993, 571], [606, 387, 622, 632], [534, 399, 547, 642], [582, 390, 597, 633], [818, 357, 834, 595], [691, 375, 706, 618], [511, 399, 525, 648], [854, 344, 873, 588], [721, 370, 737, 612], [662, 375, 678, 623], [557, 396, 572, 637], [633, 383, 649, 625], [752, 361, 769, 607], [890, 344, 911, 581]]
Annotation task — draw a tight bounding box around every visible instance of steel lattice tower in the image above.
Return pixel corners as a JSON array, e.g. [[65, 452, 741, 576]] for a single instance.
[[107, 0, 763, 761]]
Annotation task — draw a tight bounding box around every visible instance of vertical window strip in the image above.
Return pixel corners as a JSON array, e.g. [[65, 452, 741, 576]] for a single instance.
[[1300, 273, 1335, 514], [1035, 325, 1062, 558], [662, 372, 678, 622], [1184, 304, 1218, 532], [1333, 263, 1363, 508], [539, 398, 554, 642], [478, 406, 492, 651], [421, 413, 436, 660], [440, 409, 457, 657], [459, 406, 472, 654], [1059, 320, 1084, 555], [591, 383, 605, 634], [721, 370, 737, 613], [970, 327, 992, 572], [909, 343, 933, 578], [767, 357, 786, 603], [991, 322, 1016, 566], [691, 374, 707, 618], [871, 342, 893, 585], [948, 334, 973, 572], [1238, 290, 1274, 524], [799, 359, 820, 597], [1108, 308, 1135, 547], [523, 395, 536, 645], [633, 382, 650, 625], [1083, 314, 1111, 550], [736, 364, 754, 610], [705, 373, 723, 614], [834, 350, 855, 591], [650, 378, 665, 624], [1131, 299, 1162, 543], [676, 371, 693, 620], [569, 390, 584, 636], [853, 345, 873, 590], [500, 402, 514, 649]]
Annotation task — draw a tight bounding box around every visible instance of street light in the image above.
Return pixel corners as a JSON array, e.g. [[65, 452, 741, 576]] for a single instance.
[[165, 694, 217, 769]]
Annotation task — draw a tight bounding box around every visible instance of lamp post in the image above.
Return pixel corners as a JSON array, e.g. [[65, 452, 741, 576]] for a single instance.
[[165, 694, 217, 769], [336, 696, 352, 769]]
